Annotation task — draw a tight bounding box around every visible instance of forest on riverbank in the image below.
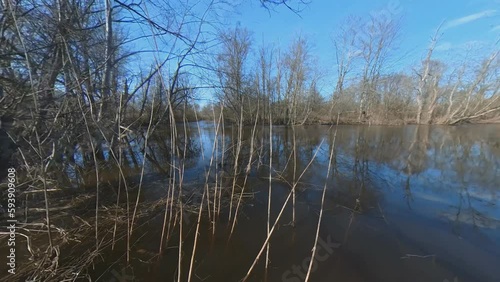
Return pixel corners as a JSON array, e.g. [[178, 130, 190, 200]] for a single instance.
[[198, 22, 499, 126]]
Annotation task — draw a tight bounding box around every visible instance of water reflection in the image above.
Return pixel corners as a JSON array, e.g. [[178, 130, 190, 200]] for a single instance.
[[89, 123, 500, 281]]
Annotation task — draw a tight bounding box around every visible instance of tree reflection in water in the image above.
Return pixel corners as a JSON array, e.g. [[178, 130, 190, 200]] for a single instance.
[[61, 122, 500, 281]]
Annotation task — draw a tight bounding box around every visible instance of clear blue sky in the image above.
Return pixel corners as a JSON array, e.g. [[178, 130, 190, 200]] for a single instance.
[[230, 0, 500, 59]]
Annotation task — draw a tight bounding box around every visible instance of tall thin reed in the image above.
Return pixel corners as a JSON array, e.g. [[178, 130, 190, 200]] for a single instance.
[[230, 101, 259, 236], [291, 125, 297, 227], [217, 109, 226, 217], [204, 105, 223, 234], [265, 107, 272, 271], [228, 104, 244, 223], [176, 102, 190, 282], [130, 80, 155, 234], [187, 189, 206, 282], [112, 89, 124, 250], [304, 114, 340, 281], [243, 139, 324, 281]]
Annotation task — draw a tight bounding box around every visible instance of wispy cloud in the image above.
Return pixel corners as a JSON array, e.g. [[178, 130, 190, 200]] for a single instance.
[[492, 25, 500, 32], [443, 10, 497, 30], [435, 42, 452, 51]]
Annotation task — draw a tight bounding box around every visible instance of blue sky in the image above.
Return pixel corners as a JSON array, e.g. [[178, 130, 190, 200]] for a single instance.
[[229, 0, 499, 59]]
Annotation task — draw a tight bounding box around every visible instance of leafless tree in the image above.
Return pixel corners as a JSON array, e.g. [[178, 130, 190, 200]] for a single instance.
[[282, 35, 316, 125], [356, 14, 400, 122], [445, 49, 500, 124], [414, 26, 441, 124], [217, 26, 252, 123], [330, 17, 359, 120]]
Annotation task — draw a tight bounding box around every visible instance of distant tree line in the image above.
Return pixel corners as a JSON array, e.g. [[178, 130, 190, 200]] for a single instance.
[[204, 17, 499, 125]]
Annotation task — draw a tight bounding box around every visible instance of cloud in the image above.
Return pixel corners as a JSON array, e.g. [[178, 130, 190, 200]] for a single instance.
[[443, 10, 497, 30], [492, 25, 500, 32], [460, 40, 487, 49], [435, 42, 453, 51]]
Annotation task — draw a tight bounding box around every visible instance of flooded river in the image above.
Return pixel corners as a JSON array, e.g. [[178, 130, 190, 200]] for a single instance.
[[90, 123, 500, 282]]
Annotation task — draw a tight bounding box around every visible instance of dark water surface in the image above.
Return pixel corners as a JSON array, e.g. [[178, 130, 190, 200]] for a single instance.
[[95, 123, 500, 282]]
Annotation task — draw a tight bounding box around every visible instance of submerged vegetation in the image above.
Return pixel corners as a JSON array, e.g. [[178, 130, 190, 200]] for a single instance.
[[0, 0, 499, 281]]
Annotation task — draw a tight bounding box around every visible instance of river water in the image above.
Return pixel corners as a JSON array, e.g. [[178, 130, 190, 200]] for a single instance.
[[92, 123, 500, 282]]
